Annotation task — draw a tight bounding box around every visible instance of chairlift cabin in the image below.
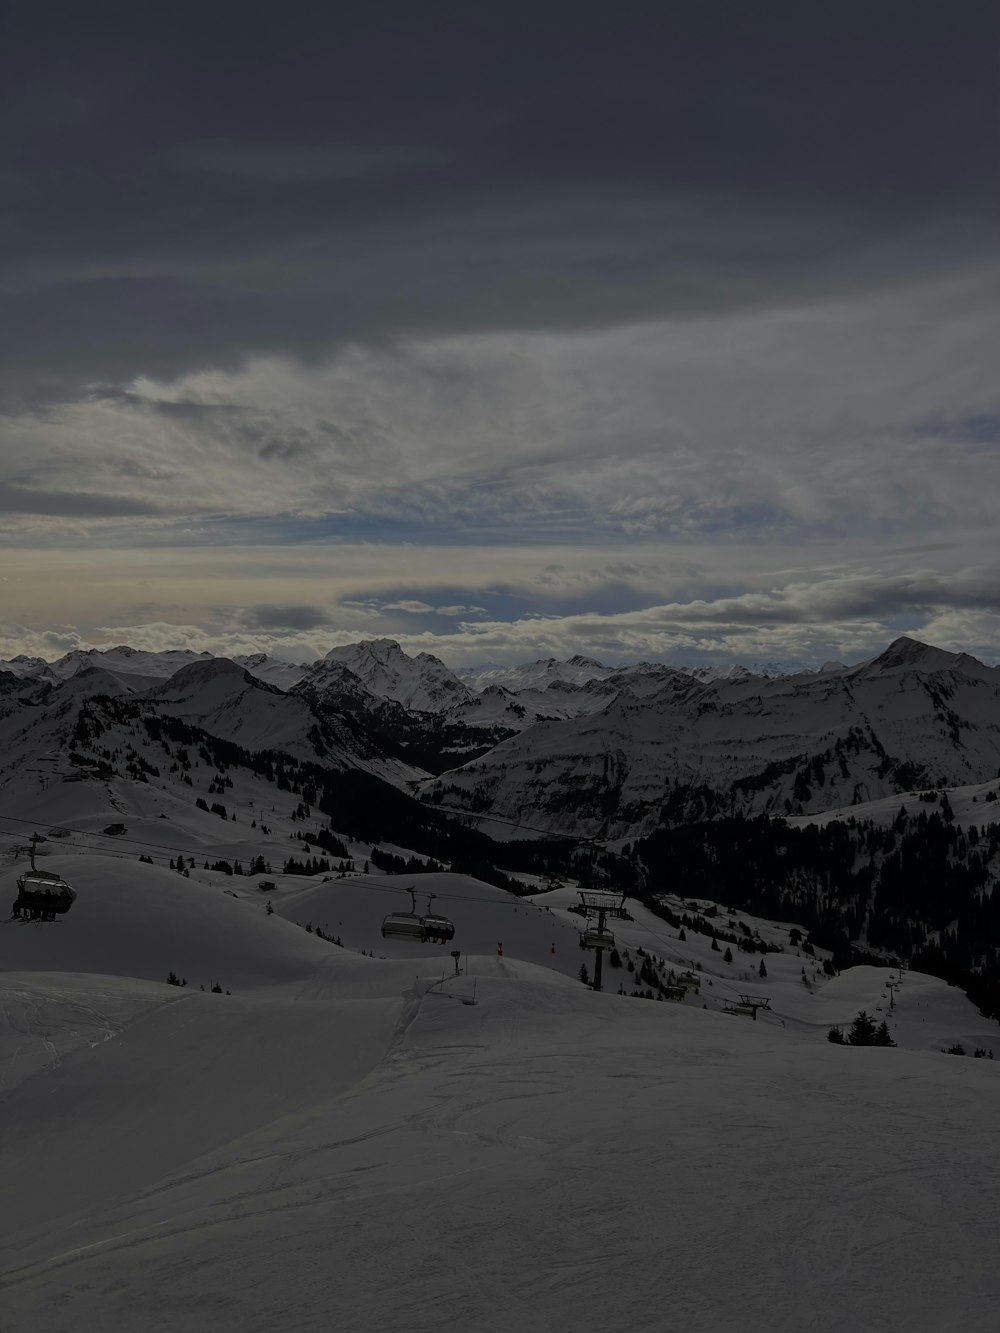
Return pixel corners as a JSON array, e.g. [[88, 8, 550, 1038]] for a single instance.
[[422, 913, 456, 943], [381, 914, 426, 940], [579, 925, 616, 951], [419, 893, 455, 944], [381, 887, 426, 940], [13, 870, 77, 921], [380, 888, 456, 944]]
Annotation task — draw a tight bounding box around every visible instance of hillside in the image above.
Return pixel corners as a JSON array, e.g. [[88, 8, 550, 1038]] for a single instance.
[[425, 637, 1000, 835], [2, 835, 999, 1332], [9, 636, 1000, 841]]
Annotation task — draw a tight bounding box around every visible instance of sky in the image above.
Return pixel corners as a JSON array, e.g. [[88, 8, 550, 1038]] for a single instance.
[[1, 0, 998, 668]]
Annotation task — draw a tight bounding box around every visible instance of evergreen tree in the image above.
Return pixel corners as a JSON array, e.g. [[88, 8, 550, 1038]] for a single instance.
[[848, 1010, 878, 1046]]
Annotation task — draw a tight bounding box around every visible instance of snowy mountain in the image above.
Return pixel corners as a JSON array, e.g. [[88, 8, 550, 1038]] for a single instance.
[[8, 633, 1000, 842], [47, 644, 218, 688], [322, 638, 472, 712], [465, 653, 618, 692], [233, 651, 310, 691], [0, 654, 55, 681], [0, 656, 422, 845], [424, 637, 1000, 836], [293, 657, 520, 772]]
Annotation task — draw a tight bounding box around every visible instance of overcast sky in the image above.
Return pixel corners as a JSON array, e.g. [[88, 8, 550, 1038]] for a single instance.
[[2, 1, 998, 667]]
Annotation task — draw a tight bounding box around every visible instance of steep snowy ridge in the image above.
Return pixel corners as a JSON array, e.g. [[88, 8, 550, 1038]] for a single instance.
[[425, 638, 1000, 835], [0, 655, 55, 680], [465, 654, 618, 692], [47, 645, 217, 684], [234, 652, 310, 692], [145, 658, 420, 781], [323, 638, 473, 712], [852, 634, 992, 679], [0, 657, 422, 819]]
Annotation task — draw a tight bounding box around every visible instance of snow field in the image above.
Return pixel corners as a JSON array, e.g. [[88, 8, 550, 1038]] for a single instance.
[[3, 844, 1000, 1330]]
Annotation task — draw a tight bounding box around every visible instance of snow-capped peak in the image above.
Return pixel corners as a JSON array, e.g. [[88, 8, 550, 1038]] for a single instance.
[[856, 636, 979, 677], [322, 639, 471, 712]]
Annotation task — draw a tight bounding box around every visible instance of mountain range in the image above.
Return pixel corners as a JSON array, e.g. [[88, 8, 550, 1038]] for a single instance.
[[4, 635, 1000, 841]]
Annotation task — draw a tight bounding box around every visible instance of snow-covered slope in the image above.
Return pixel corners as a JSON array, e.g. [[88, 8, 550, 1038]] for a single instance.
[[233, 651, 310, 691], [465, 653, 617, 692], [425, 637, 1000, 835], [2, 838, 999, 1333]]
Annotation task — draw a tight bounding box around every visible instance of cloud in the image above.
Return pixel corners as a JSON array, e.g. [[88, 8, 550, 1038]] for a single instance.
[[3, 261, 997, 553], [381, 600, 436, 614], [0, 482, 162, 518], [237, 604, 332, 631], [163, 140, 454, 183], [3, 542, 999, 671]]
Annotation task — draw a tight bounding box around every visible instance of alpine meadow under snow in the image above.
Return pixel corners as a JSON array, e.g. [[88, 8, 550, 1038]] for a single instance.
[[2, 635, 1000, 1330]]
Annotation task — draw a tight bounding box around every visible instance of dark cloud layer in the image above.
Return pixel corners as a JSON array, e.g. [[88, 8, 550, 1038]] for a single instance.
[[0, 482, 160, 518], [238, 605, 332, 632], [1, 2, 997, 396], [2, 2, 998, 669]]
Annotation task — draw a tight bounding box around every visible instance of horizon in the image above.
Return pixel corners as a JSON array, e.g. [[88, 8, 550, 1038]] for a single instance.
[[2, 629, 994, 676]]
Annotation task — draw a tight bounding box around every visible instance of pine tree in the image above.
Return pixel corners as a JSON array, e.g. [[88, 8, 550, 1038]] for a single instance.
[[848, 1010, 878, 1046], [723, 946, 733, 964], [758, 958, 767, 979]]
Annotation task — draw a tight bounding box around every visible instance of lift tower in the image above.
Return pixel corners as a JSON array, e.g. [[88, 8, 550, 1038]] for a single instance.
[[577, 889, 627, 993]]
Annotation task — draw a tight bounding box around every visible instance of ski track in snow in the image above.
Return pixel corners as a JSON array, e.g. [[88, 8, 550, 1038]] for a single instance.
[[1, 838, 999, 1329]]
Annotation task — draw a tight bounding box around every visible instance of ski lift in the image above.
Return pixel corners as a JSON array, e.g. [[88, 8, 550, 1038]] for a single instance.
[[12, 870, 77, 921], [421, 895, 456, 944], [381, 889, 455, 943], [381, 887, 426, 940], [579, 925, 616, 951]]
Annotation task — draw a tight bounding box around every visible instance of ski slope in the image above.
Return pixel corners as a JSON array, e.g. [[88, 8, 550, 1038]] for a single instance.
[[2, 851, 1000, 1332]]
